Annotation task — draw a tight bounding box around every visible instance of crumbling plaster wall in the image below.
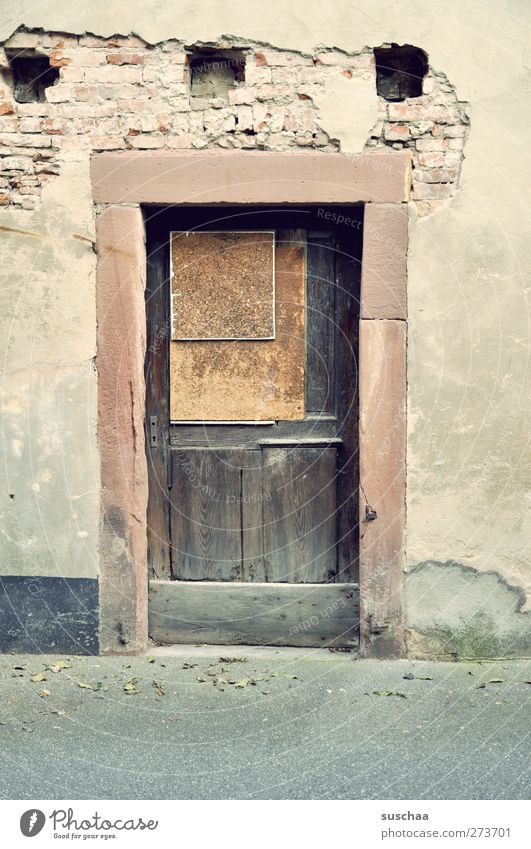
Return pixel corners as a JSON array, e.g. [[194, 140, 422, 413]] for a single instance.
[[0, 0, 529, 657]]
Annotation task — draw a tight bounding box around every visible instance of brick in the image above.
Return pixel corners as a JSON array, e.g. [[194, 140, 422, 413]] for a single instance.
[[244, 65, 272, 85], [408, 121, 434, 138], [255, 52, 268, 67], [18, 117, 41, 133], [50, 50, 70, 68], [253, 103, 267, 131], [1, 156, 34, 172], [416, 137, 449, 152], [59, 66, 85, 82], [443, 125, 467, 138], [418, 151, 445, 167], [384, 124, 410, 142], [0, 117, 18, 132], [417, 168, 458, 183], [228, 87, 255, 106], [387, 103, 424, 122], [422, 105, 461, 124], [0, 133, 51, 147], [95, 84, 142, 100], [256, 83, 291, 102], [42, 118, 69, 134], [45, 85, 74, 103], [72, 84, 99, 101], [106, 53, 145, 65], [51, 102, 116, 118], [64, 49, 107, 67], [17, 103, 48, 116], [0, 102, 14, 116], [127, 134, 165, 149], [165, 134, 192, 148], [91, 135, 126, 150], [85, 66, 142, 83], [235, 105, 253, 131], [189, 112, 204, 133], [204, 112, 236, 134]]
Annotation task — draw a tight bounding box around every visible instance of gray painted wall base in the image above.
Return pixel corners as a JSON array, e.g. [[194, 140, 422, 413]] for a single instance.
[[149, 580, 359, 648], [0, 576, 99, 654]]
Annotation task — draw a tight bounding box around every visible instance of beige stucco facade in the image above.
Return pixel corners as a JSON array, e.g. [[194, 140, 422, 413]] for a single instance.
[[0, 0, 529, 658]]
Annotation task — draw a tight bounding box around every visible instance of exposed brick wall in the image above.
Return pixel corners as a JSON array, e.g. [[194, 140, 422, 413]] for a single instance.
[[367, 68, 470, 214], [0, 29, 469, 212]]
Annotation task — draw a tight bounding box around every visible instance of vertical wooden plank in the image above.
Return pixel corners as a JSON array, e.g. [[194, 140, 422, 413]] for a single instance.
[[262, 446, 338, 582], [241, 450, 265, 581], [145, 222, 171, 580], [334, 223, 362, 581], [306, 233, 335, 414], [171, 449, 243, 581]]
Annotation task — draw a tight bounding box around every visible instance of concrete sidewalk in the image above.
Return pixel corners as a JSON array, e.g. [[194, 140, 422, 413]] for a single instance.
[[0, 648, 529, 800]]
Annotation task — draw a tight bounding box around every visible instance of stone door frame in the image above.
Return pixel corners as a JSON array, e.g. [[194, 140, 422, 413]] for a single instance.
[[92, 150, 410, 657]]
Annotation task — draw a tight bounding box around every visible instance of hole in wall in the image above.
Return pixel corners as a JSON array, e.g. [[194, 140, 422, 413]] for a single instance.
[[4, 50, 59, 103], [187, 47, 245, 99], [374, 44, 428, 101]]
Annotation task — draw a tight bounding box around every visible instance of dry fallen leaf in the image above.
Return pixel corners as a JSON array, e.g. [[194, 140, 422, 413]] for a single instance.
[[52, 709, 66, 716], [40, 689, 50, 698], [31, 672, 46, 683], [234, 678, 249, 689], [373, 690, 407, 698], [153, 681, 165, 696], [123, 677, 138, 694], [50, 660, 72, 673], [77, 682, 93, 690], [182, 663, 198, 670], [147, 657, 156, 664], [487, 678, 504, 684]]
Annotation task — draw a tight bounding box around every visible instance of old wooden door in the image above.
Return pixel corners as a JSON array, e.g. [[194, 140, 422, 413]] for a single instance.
[[145, 206, 362, 647]]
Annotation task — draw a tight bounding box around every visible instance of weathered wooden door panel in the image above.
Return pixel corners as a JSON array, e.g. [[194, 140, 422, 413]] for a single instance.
[[145, 206, 362, 647], [149, 580, 360, 648], [261, 446, 338, 582], [171, 449, 244, 581]]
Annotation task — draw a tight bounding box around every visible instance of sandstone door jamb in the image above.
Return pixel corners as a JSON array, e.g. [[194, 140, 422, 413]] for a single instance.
[[92, 150, 410, 657]]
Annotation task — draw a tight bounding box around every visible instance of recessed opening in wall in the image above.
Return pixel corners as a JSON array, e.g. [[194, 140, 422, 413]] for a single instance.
[[4, 50, 59, 103], [374, 45, 428, 101], [187, 47, 245, 99]]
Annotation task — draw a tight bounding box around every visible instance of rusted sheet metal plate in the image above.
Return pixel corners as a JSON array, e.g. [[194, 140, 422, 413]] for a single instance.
[[170, 244, 305, 421], [171, 230, 275, 340]]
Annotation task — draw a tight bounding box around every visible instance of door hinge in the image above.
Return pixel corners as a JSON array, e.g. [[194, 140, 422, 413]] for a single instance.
[[149, 415, 158, 447]]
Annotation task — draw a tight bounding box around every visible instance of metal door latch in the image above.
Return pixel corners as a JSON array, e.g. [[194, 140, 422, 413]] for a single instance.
[[149, 415, 158, 447], [365, 504, 377, 521]]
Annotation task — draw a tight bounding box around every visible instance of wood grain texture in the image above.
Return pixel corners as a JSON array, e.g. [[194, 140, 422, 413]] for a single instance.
[[306, 234, 335, 414], [145, 225, 172, 580], [170, 244, 305, 421], [171, 230, 275, 340], [149, 580, 359, 647], [262, 446, 338, 582], [171, 449, 244, 581]]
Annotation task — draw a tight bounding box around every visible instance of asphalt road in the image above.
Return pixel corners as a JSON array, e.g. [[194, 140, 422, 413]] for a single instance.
[[0, 648, 529, 799]]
